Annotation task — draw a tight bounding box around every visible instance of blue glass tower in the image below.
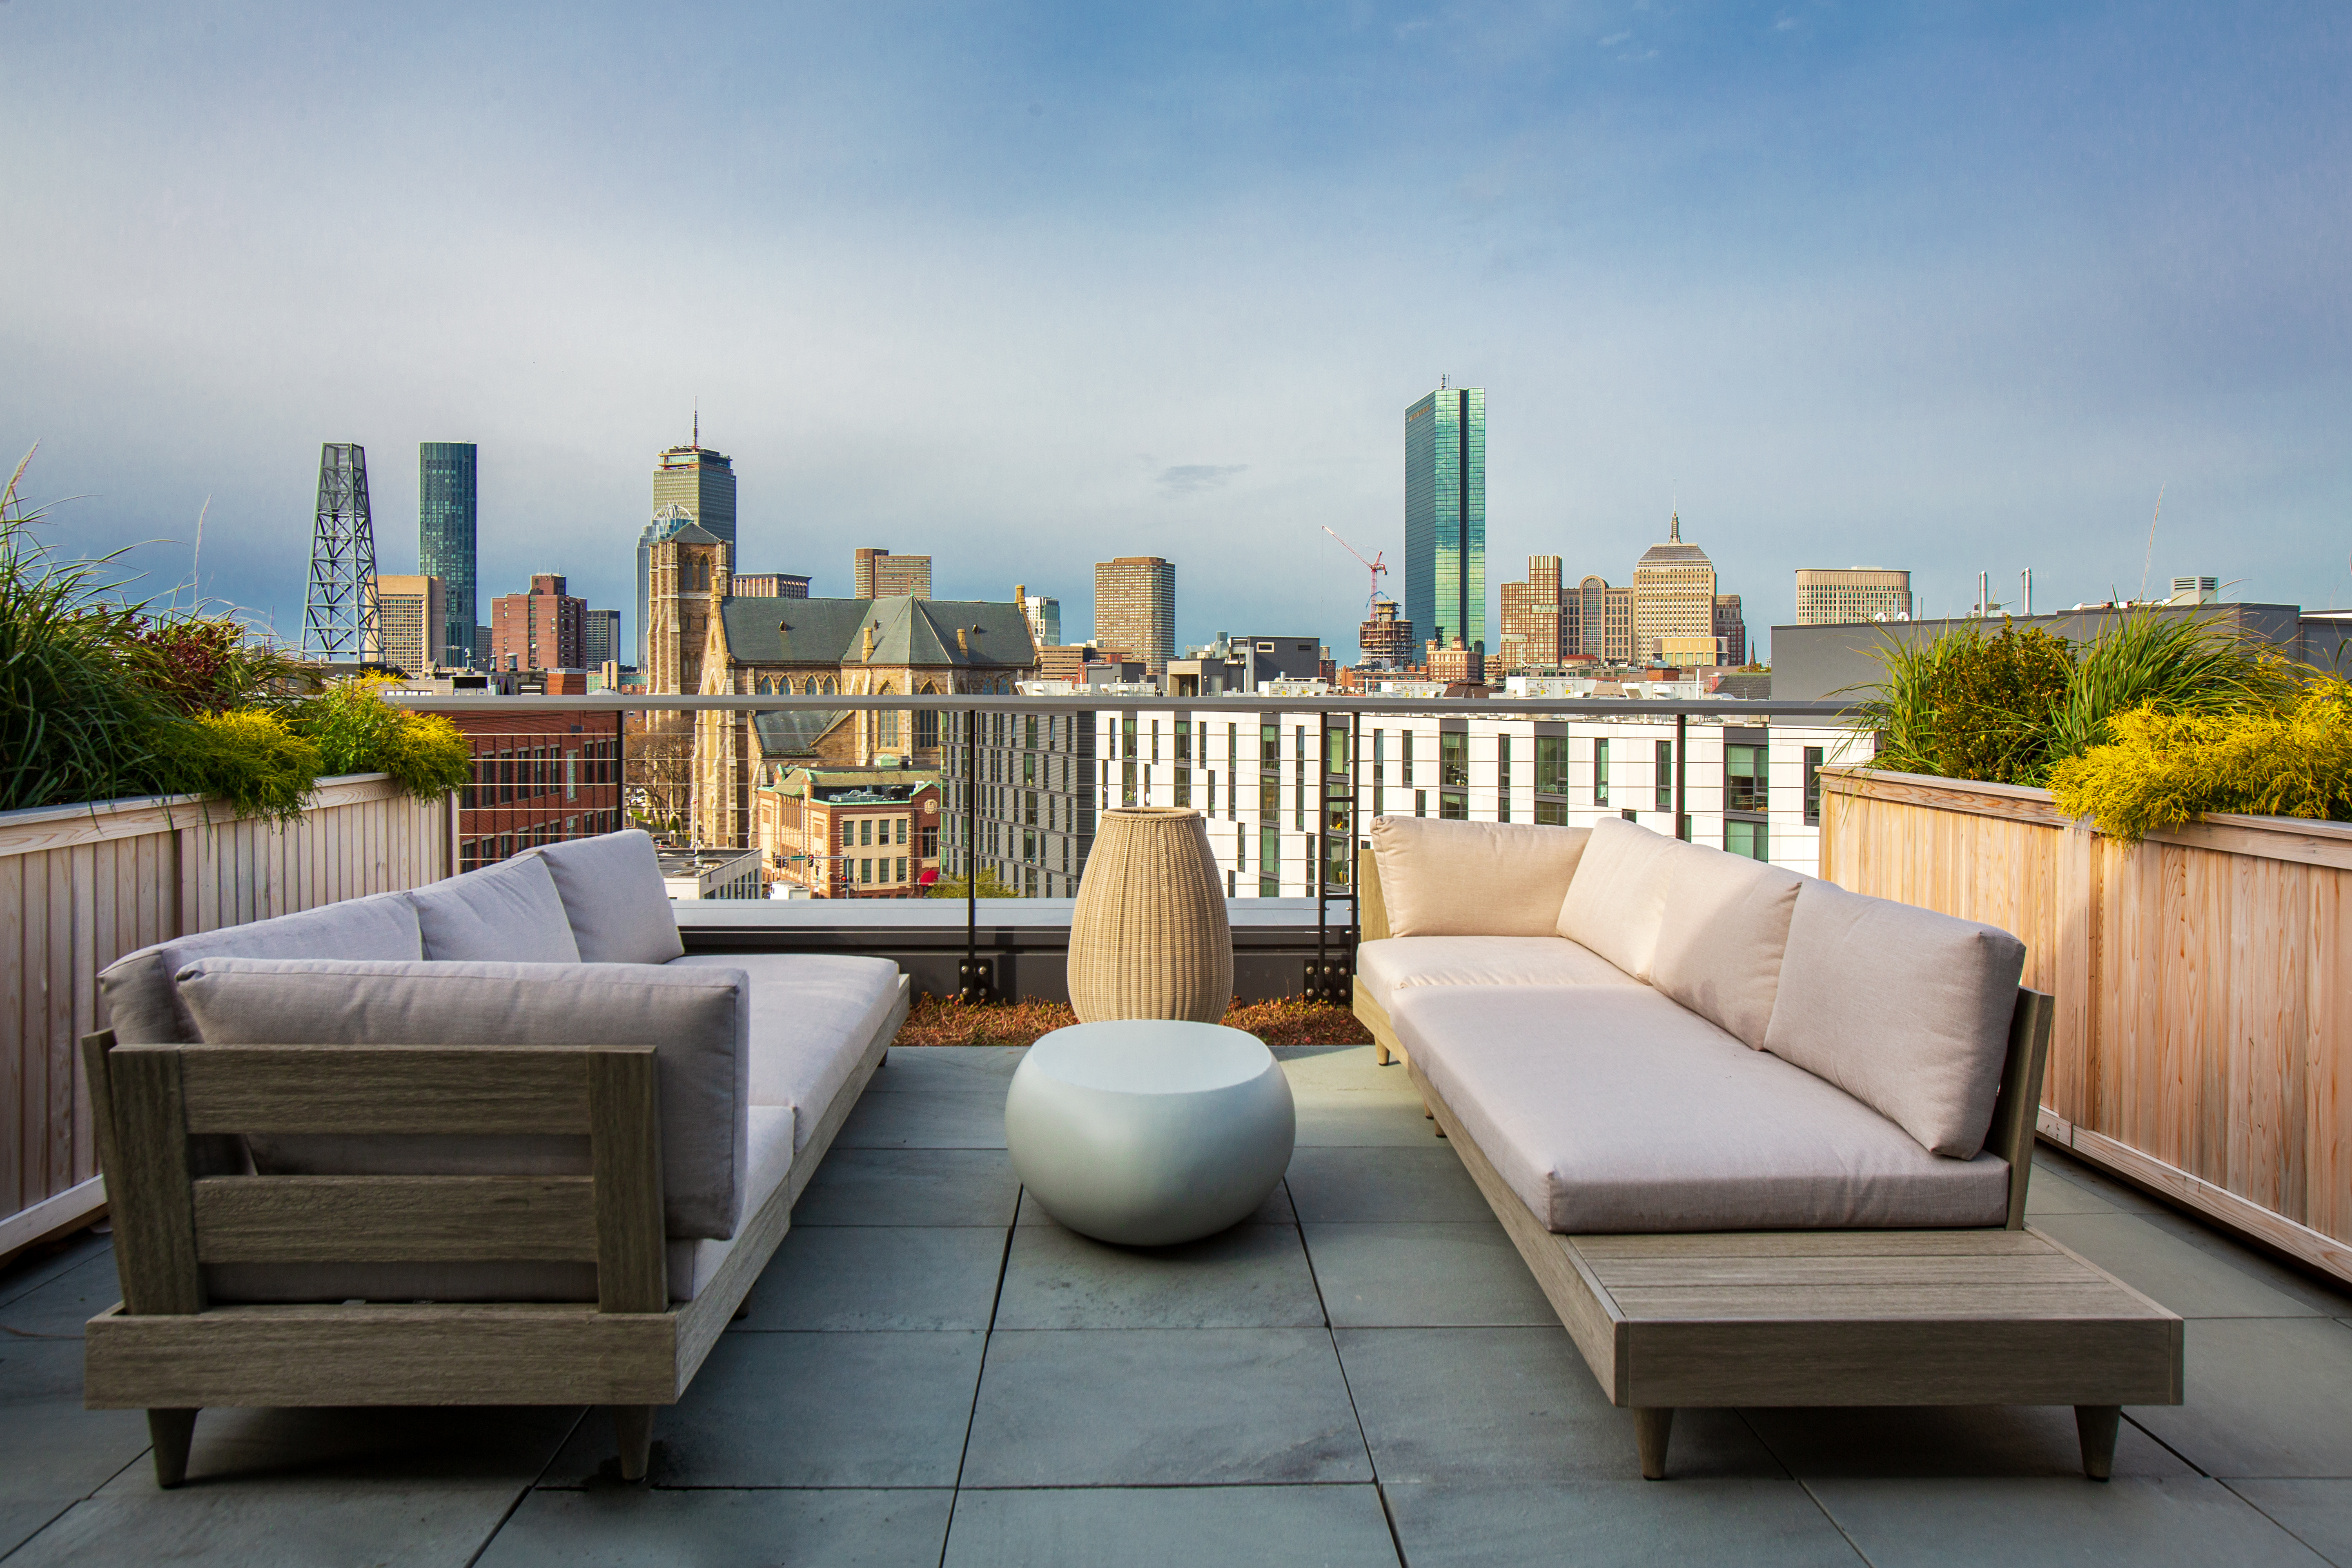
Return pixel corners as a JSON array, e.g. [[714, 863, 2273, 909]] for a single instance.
[[419, 442, 478, 667], [1404, 385, 1485, 655]]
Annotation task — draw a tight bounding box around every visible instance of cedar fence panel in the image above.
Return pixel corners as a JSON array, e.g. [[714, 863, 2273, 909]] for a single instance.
[[0, 777, 453, 1256], [1822, 767, 2352, 1286]]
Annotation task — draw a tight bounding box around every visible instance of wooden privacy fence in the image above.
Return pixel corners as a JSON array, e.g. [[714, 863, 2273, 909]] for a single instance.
[[1821, 767, 2352, 1286], [0, 776, 454, 1257]]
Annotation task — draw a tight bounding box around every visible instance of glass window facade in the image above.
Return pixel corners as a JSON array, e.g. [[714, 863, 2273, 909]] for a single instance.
[[1403, 386, 1487, 652], [419, 442, 477, 667]]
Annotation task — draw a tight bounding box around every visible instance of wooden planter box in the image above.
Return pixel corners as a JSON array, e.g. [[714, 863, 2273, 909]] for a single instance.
[[0, 777, 456, 1259], [1820, 768, 2352, 1286]]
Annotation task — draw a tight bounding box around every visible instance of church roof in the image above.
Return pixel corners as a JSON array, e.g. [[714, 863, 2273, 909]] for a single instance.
[[751, 709, 849, 757], [718, 595, 1037, 668]]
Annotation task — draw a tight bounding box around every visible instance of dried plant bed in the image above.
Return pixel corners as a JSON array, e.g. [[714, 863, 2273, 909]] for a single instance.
[[897, 993, 1372, 1049]]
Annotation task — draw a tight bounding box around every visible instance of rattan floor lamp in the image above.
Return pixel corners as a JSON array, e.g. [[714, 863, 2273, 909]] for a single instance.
[[1067, 807, 1233, 1022]]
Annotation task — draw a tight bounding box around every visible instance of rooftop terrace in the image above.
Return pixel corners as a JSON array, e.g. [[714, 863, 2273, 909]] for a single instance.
[[4, 1044, 2349, 1567]]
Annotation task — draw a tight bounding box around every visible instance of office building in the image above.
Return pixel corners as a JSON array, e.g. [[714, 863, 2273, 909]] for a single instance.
[[1359, 599, 1415, 668], [1016, 584, 1061, 649], [1574, 576, 1637, 664], [1795, 567, 1913, 625], [1094, 556, 1176, 673], [367, 574, 445, 676], [1404, 382, 1486, 653], [854, 548, 932, 600], [1713, 595, 1747, 666], [1630, 513, 1717, 665], [490, 574, 586, 672], [419, 443, 477, 666], [653, 435, 737, 548], [1497, 555, 1565, 672], [757, 770, 942, 898], [581, 608, 621, 670], [732, 573, 809, 599]]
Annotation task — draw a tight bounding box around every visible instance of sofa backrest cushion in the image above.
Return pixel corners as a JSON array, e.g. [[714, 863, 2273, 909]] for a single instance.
[[531, 830, 684, 965], [1762, 880, 2027, 1159], [1647, 846, 1804, 1049], [173, 956, 751, 1238], [407, 855, 581, 964], [95, 891, 424, 1044], [1555, 815, 1681, 979], [1370, 816, 1592, 938]]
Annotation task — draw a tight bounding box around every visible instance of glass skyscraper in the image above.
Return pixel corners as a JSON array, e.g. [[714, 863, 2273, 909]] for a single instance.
[[1403, 385, 1486, 654], [419, 442, 478, 667]]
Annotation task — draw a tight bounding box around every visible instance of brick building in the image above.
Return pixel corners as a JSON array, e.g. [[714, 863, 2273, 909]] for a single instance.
[[757, 769, 941, 897], [490, 574, 585, 673]]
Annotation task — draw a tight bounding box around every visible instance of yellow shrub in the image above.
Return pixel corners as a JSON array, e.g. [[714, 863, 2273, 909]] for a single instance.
[[153, 708, 323, 820], [2047, 680, 2352, 842]]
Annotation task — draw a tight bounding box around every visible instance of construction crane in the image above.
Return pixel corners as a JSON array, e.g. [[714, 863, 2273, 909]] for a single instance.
[[1321, 526, 1391, 614]]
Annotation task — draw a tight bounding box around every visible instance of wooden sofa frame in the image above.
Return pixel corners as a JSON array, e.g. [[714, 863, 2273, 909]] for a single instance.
[[80, 974, 909, 1488], [1351, 849, 2182, 1480]]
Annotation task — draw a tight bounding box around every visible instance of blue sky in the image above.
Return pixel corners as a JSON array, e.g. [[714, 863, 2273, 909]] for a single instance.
[[5, 1, 2347, 661]]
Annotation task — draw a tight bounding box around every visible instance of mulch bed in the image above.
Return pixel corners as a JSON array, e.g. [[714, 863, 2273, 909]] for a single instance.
[[897, 993, 1372, 1049]]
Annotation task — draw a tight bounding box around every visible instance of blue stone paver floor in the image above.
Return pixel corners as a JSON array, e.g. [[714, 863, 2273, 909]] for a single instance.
[[4, 1045, 2351, 1566]]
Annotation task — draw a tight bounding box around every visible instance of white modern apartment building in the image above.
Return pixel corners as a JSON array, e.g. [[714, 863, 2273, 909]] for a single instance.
[[942, 702, 1873, 900]]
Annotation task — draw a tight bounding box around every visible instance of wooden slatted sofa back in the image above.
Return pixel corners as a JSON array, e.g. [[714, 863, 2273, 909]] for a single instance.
[[80, 1030, 675, 1485]]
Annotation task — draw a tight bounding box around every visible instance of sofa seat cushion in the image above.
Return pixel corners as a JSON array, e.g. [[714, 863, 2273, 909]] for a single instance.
[[204, 1105, 797, 1306], [532, 830, 684, 965], [408, 855, 581, 964], [1390, 984, 2010, 1232], [1356, 936, 1638, 1016], [96, 891, 424, 1044], [667, 953, 903, 1150], [1764, 880, 2027, 1159], [173, 957, 749, 1238], [1370, 816, 1592, 937]]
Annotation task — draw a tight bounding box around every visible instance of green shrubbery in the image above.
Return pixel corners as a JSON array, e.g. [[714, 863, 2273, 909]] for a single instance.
[[1856, 612, 2339, 839], [0, 450, 470, 819]]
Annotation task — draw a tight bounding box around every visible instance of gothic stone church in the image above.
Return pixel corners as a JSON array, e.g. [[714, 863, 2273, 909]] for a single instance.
[[640, 523, 1036, 848]]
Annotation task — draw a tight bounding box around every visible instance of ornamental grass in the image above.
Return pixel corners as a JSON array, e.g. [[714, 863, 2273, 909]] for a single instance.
[[0, 445, 469, 818]]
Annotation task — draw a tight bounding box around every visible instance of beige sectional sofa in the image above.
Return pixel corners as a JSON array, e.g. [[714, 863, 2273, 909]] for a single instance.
[[82, 830, 906, 1486], [1354, 814, 2183, 1480]]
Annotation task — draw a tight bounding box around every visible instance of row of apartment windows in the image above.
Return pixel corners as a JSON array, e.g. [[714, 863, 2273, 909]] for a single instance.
[[462, 741, 618, 808], [458, 811, 620, 870], [839, 816, 913, 848]]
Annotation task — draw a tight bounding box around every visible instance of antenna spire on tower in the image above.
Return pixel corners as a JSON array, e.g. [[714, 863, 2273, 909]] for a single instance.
[[693, 399, 699, 449]]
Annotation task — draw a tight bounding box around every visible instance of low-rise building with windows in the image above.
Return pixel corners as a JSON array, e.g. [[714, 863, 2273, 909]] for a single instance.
[[757, 768, 941, 898]]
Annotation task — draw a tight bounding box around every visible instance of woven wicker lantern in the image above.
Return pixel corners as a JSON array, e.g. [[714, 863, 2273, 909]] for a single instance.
[[1067, 808, 1233, 1023]]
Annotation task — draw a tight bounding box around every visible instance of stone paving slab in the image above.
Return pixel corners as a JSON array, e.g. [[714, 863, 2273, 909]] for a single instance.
[[996, 1222, 1324, 1330], [2128, 1318, 2352, 1479], [2228, 1479, 2352, 1566], [543, 1331, 986, 1490], [735, 1225, 1008, 1331], [792, 1147, 1022, 1227], [2033, 1211, 2324, 1319], [961, 1327, 1372, 1487], [477, 1487, 956, 1568], [1302, 1221, 1557, 1328], [1741, 1404, 2194, 1480], [7, 1483, 528, 1568], [1806, 1476, 2332, 1568], [941, 1484, 1399, 1568], [1382, 1478, 1866, 1568]]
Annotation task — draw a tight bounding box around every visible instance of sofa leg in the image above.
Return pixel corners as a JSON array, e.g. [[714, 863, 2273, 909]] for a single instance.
[[614, 1405, 655, 1482], [1374, 1042, 1393, 1066], [148, 1408, 198, 1489], [2075, 1404, 2120, 1481], [1634, 1408, 1674, 1480]]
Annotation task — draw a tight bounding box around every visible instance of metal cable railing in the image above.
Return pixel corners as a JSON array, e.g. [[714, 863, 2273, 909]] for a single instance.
[[392, 690, 1862, 1002]]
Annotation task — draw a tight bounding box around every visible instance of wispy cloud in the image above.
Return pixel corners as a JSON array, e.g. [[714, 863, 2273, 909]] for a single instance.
[[1599, 30, 1632, 46], [1157, 464, 1247, 497]]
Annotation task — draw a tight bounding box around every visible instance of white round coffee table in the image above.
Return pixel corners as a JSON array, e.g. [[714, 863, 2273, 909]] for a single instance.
[[1004, 1019, 1296, 1246]]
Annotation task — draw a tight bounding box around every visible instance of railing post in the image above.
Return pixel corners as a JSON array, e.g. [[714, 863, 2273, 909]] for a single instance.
[[1675, 711, 1689, 841], [960, 702, 988, 1003]]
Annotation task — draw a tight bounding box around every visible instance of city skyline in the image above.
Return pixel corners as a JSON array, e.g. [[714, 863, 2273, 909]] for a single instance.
[[9, 5, 2346, 660]]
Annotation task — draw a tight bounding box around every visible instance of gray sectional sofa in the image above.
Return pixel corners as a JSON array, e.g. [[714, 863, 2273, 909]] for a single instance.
[[82, 830, 907, 1486], [1353, 814, 2183, 1480]]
